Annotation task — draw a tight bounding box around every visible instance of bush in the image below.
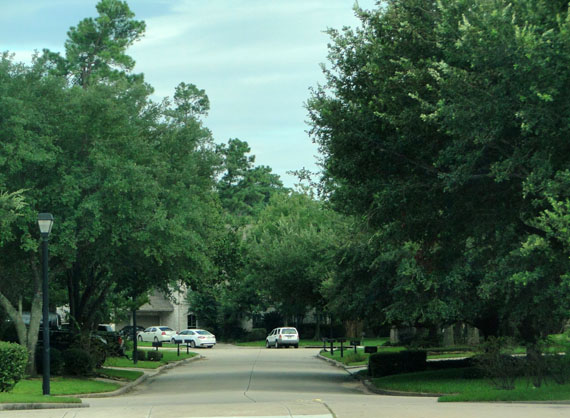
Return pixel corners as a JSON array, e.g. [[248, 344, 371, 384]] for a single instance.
[[475, 337, 523, 390], [135, 349, 146, 361], [35, 347, 65, 376], [368, 350, 426, 377], [246, 328, 267, 342], [0, 341, 27, 392], [63, 348, 93, 376], [146, 350, 163, 361]]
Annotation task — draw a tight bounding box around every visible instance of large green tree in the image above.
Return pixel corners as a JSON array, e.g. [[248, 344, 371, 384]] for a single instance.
[[246, 191, 346, 331], [308, 0, 570, 342], [0, 0, 223, 344]]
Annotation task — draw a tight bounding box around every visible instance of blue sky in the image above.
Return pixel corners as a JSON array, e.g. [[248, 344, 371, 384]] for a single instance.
[[0, 0, 378, 187]]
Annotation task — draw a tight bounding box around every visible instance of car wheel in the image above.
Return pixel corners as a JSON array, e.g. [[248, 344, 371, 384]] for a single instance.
[[265, 340, 270, 348], [294, 344, 299, 348], [138, 335, 143, 342], [190, 340, 196, 348]]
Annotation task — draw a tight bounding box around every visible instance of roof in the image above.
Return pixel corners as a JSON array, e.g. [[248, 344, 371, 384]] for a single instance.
[[138, 293, 174, 312]]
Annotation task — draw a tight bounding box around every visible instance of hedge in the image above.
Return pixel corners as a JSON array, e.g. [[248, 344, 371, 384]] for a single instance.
[[368, 350, 427, 377], [0, 341, 28, 392]]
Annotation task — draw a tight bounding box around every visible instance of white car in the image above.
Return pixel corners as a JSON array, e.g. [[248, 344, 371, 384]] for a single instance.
[[137, 326, 177, 343], [266, 327, 299, 348], [173, 329, 216, 348]]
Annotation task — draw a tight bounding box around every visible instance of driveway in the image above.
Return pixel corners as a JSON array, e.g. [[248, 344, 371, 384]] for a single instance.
[[6, 344, 570, 417]]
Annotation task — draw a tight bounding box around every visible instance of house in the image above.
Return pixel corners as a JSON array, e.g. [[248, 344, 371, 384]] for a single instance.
[[117, 288, 197, 332]]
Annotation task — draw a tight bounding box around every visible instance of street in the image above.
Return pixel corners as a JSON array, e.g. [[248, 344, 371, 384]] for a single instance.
[[5, 344, 570, 418]]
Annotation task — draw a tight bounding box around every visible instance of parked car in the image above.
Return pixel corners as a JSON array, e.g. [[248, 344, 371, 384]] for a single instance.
[[138, 326, 177, 342], [172, 329, 216, 348], [266, 327, 299, 348], [118, 325, 145, 340]]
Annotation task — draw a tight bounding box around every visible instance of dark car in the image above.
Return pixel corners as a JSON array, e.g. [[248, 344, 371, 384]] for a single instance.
[[118, 325, 145, 340]]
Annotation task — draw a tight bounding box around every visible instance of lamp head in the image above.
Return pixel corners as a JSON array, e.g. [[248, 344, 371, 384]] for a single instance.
[[38, 213, 54, 237]]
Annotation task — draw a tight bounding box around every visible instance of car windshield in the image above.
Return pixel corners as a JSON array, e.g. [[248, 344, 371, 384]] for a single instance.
[[159, 327, 173, 331], [282, 328, 297, 334], [196, 330, 212, 335]]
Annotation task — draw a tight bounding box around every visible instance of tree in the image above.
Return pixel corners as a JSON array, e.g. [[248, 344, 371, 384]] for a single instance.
[[0, 1, 223, 339], [307, 0, 570, 342], [246, 192, 346, 332], [216, 138, 285, 221]]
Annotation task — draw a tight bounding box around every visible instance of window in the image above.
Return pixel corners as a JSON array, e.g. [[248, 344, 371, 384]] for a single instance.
[[187, 314, 197, 329]]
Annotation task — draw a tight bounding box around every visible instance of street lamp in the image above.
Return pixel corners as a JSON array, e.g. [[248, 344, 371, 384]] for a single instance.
[[38, 213, 54, 396]]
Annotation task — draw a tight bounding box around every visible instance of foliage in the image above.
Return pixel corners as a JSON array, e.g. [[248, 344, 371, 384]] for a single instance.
[[63, 348, 93, 376], [0, 342, 28, 392], [35, 347, 65, 376], [474, 337, 522, 390], [135, 349, 146, 361], [368, 350, 427, 378], [0, 0, 224, 342], [246, 191, 347, 324], [307, 0, 570, 342], [146, 350, 163, 362]]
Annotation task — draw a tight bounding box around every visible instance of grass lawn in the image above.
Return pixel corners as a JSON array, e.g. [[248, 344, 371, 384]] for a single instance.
[[0, 377, 120, 404], [104, 350, 197, 369], [372, 368, 570, 402], [96, 368, 144, 381]]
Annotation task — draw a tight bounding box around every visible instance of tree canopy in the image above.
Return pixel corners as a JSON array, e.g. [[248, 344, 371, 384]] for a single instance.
[[308, 0, 570, 342]]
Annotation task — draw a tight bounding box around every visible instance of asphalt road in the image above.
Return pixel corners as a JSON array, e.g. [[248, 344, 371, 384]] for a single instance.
[[5, 344, 570, 418]]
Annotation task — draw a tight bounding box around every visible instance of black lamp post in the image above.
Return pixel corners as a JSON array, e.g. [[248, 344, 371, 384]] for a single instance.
[[38, 213, 54, 396]]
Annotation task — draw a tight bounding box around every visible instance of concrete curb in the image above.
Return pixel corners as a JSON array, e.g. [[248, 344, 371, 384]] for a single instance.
[[0, 402, 89, 411], [0, 354, 203, 410]]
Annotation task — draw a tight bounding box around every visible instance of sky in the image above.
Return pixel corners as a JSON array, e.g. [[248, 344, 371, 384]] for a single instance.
[[0, 0, 378, 187]]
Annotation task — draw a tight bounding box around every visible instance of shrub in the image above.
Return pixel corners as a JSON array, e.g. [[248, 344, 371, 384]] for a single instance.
[[35, 347, 65, 376], [0, 341, 28, 392], [368, 350, 426, 377], [475, 337, 522, 390], [246, 328, 267, 342], [63, 348, 93, 376], [146, 350, 163, 361], [135, 349, 146, 361]]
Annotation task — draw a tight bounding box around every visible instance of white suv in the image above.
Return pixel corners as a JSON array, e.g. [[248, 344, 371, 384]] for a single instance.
[[266, 327, 299, 348]]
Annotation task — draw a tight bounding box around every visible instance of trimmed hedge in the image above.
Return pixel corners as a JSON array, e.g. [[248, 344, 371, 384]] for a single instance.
[[368, 350, 427, 377], [135, 349, 146, 361], [0, 341, 28, 392], [146, 350, 163, 361]]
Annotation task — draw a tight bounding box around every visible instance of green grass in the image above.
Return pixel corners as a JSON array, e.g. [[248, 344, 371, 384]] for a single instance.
[[104, 350, 197, 369], [372, 368, 570, 402], [96, 368, 144, 381], [0, 377, 120, 404]]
